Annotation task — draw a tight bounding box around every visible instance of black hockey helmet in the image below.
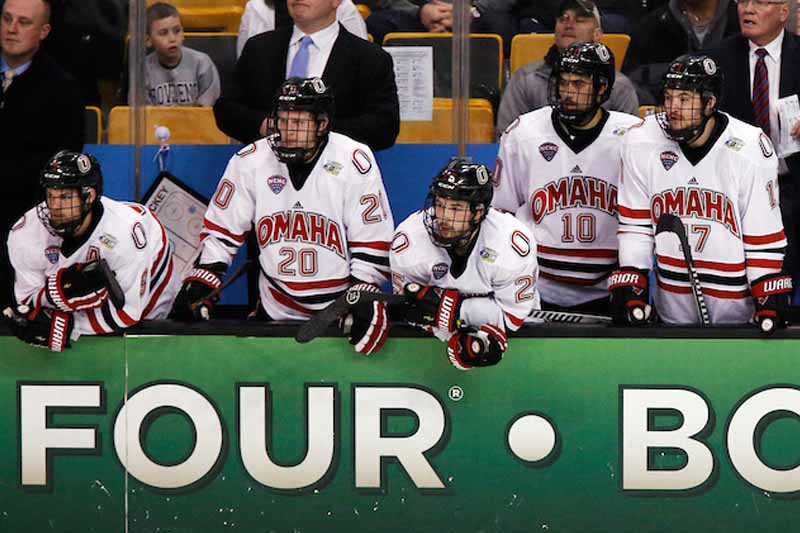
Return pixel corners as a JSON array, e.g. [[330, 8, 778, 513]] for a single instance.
[[423, 157, 493, 249], [37, 150, 103, 237], [548, 41, 615, 125], [656, 54, 724, 143], [267, 77, 334, 164]]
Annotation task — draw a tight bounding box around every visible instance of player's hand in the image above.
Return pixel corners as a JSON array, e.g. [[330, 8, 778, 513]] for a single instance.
[[3, 305, 73, 352], [339, 283, 389, 355], [791, 119, 800, 140], [609, 268, 652, 326], [46, 260, 110, 312], [420, 2, 451, 31], [170, 263, 226, 322], [751, 273, 793, 335], [446, 323, 507, 370], [402, 283, 462, 332]]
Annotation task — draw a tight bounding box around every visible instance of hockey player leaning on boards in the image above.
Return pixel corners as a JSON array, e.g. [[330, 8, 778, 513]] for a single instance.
[[390, 159, 540, 370], [612, 54, 792, 332], [494, 41, 640, 316], [171, 77, 394, 355], [3, 151, 180, 351]]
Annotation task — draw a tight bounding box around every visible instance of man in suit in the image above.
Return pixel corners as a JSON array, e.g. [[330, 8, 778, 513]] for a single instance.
[[0, 0, 84, 308], [214, 0, 400, 151], [708, 0, 800, 277]]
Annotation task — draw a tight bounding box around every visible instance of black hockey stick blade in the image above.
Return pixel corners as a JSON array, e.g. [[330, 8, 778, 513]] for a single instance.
[[295, 290, 404, 344], [655, 213, 711, 325], [95, 259, 125, 309]]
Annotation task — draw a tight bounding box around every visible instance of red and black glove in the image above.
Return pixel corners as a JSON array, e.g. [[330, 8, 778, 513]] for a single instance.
[[339, 283, 389, 355], [609, 268, 652, 326], [46, 261, 110, 312], [170, 263, 226, 322], [402, 283, 462, 332], [3, 305, 74, 352], [447, 323, 507, 370], [751, 273, 793, 335]]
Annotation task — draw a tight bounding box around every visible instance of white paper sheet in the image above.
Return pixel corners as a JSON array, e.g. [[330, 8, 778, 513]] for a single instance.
[[384, 46, 434, 121], [777, 94, 800, 159]]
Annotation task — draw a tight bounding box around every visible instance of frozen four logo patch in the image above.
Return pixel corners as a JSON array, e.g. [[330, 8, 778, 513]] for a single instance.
[[267, 175, 287, 194], [660, 151, 679, 171], [45, 246, 60, 264], [539, 143, 559, 162], [432, 263, 449, 280]]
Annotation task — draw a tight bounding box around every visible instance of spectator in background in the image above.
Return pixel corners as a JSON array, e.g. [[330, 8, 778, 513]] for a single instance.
[[496, 0, 639, 137], [708, 0, 800, 276], [0, 0, 84, 308], [623, 0, 739, 99], [214, 0, 400, 150], [134, 2, 220, 106], [366, 0, 520, 52], [237, 0, 367, 57]]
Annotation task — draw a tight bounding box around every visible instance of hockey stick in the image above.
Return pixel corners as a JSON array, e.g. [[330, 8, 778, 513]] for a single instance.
[[94, 259, 126, 309], [655, 213, 711, 325], [528, 310, 611, 324]]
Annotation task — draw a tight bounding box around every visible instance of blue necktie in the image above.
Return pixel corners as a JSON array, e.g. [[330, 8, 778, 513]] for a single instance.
[[289, 36, 312, 78]]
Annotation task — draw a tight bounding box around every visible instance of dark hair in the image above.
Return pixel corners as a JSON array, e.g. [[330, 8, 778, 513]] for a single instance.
[[146, 2, 181, 33]]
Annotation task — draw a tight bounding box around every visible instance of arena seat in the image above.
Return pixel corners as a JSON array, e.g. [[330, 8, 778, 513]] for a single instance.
[[107, 106, 231, 144], [639, 105, 657, 118], [383, 33, 503, 99], [356, 3, 371, 20], [85, 106, 102, 144], [183, 32, 237, 88], [396, 98, 494, 143], [146, 0, 244, 32], [509, 33, 630, 74]]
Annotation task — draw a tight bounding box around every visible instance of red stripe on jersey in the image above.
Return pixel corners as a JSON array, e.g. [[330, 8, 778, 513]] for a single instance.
[[657, 279, 749, 299], [269, 288, 314, 315], [538, 245, 617, 258], [128, 205, 146, 215], [657, 255, 745, 272], [116, 307, 137, 327], [143, 257, 174, 317], [618, 205, 651, 219], [504, 311, 524, 329], [746, 258, 784, 269], [348, 241, 391, 251], [150, 219, 169, 277], [743, 230, 786, 245], [279, 277, 350, 291], [87, 308, 106, 334], [203, 218, 247, 244], [541, 271, 609, 286]]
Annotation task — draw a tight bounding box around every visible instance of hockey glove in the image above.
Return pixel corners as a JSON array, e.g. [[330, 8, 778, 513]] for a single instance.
[[170, 263, 226, 322], [446, 323, 507, 370], [46, 260, 111, 312], [751, 273, 793, 335], [609, 268, 652, 326], [339, 283, 389, 355], [402, 283, 462, 332], [3, 305, 73, 352]]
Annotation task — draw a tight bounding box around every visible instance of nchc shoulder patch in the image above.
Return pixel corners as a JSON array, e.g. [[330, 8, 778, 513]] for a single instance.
[[351, 149, 372, 175], [236, 143, 257, 158]]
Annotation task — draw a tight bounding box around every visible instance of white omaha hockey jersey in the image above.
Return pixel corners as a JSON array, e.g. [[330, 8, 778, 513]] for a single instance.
[[618, 113, 786, 324], [494, 108, 641, 306], [199, 132, 394, 320], [7, 197, 179, 338], [390, 209, 540, 334]]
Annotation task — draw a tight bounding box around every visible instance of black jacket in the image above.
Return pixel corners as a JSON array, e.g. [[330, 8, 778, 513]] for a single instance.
[[213, 24, 400, 151], [0, 50, 85, 229]]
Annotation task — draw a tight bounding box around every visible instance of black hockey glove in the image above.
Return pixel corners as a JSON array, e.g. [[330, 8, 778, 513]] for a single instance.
[[751, 273, 793, 335], [609, 268, 652, 326], [446, 323, 507, 370], [402, 283, 462, 332], [3, 305, 74, 352], [170, 263, 226, 322], [46, 260, 111, 312], [339, 283, 390, 355]]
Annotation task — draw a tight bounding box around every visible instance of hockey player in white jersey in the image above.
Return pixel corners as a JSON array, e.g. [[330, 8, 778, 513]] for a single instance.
[[171, 77, 394, 355], [613, 55, 792, 331], [390, 159, 540, 370], [494, 42, 640, 314], [3, 151, 179, 351]]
